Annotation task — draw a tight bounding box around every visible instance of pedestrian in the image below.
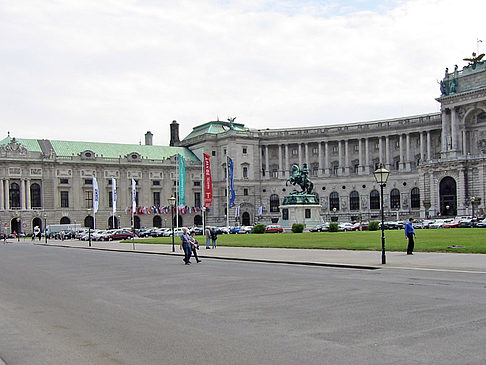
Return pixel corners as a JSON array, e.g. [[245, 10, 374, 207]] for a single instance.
[[190, 231, 201, 263], [211, 227, 218, 249], [205, 226, 211, 249], [180, 227, 192, 265], [405, 217, 416, 255]]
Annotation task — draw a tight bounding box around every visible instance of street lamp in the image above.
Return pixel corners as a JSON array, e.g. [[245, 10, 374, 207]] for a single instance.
[[169, 196, 176, 252], [202, 206, 207, 236], [43, 212, 48, 244], [470, 197, 476, 219], [332, 207, 337, 222], [374, 163, 390, 265]]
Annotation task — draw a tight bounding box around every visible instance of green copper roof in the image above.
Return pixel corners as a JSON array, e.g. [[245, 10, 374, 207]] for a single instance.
[[0, 135, 199, 162], [0, 136, 42, 152], [183, 120, 248, 140], [49, 140, 199, 161]]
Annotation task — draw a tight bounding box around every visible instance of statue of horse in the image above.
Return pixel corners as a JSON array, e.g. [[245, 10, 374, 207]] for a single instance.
[[286, 164, 314, 194]]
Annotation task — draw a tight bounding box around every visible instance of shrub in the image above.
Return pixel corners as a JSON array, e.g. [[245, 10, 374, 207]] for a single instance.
[[368, 221, 380, 231], [291, 223, 305, 233], [328, 222, 339, 232], [252, 224, 266, 234]]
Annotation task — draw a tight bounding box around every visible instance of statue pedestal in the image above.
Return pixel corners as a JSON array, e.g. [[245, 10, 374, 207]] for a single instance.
[[280, 204, 322, 228]]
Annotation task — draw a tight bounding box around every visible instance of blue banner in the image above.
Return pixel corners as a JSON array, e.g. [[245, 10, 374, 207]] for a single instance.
[[178, 154, 186, 205], [228, 157, 235, 207]]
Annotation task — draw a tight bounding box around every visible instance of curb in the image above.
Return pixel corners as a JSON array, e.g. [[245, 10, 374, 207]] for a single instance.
[[36, 243, 380, 270]]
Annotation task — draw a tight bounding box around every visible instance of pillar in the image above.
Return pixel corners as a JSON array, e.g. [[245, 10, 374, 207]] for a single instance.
[[406, 133, 411, 171], [0, 180, 3, 210], [265, 145, 269, 179], [324, 142, 329, 176], [451, 108, 458, 151], [427, 131, 432, 160], [420, 132, 425, 162], [5, 179, 9, 209], [358, 139, 363, 174], [20, 179, 25, 210], [304, 143, 309, 167], [278, 144, 283, 178], [338, 140, 343, 176], [344, 140, 350, 175], [26, 179, 31, 209], [378, 137, 384, 165], [365, 138, 369, 173], [399, 134, 404, 170], [298, 143, 302, 168], [318, 142, 323, 176], [285, 144, 289, 176]]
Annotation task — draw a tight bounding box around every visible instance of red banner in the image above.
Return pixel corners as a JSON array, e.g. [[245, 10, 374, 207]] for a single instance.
[[203, 153, 213, 207]]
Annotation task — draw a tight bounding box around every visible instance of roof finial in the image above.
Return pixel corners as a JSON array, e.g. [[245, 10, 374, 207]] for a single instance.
[[7, 131, 10, 137]]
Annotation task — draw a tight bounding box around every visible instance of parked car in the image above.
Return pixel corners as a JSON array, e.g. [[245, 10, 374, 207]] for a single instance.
[[238, 226, 253, 234], [229, 226, 240, 234], [309, 224, 327, 232], [444, 220, 461, 228], [105, 229, 134, 241], [339, 223, 354, 231], [428, 219, 447, 229], [190, 226, 203, 235], [163, 227, 187, 237], [215, 227, 230, 234], [476, 218, 486, 228], [265, 225, 283, 233]]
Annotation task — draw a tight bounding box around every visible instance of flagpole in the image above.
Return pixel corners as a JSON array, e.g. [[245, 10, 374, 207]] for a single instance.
[[176, 154, 179, 230], [226, 156, 230, 228], [202, 151, 205, 232]]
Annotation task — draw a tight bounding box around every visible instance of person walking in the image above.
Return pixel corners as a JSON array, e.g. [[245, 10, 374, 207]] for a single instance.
[[205, 227, 211, 249], [405, 217, 416, 255], [190, 231, 201, 263], [180, 227, 193, 265], [211, 227, 218, 249]]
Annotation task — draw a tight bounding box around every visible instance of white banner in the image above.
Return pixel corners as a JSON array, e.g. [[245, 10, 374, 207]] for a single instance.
[[112, 178, 117, 215], [131, 178, 136, 212], [92, 177, 99, 213]]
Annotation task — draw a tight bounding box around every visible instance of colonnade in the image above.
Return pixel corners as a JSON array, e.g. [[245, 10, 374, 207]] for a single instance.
[[0, 178, 34, 210], [262, 130, 436, 178]]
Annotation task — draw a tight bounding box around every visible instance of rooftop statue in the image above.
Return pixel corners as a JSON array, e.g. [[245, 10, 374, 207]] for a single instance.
[[286, 163, 314, 194], [463, 52, 485, 69]]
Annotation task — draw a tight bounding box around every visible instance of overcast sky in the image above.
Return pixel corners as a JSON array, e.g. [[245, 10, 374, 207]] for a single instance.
[[1, 0, 485, 145]]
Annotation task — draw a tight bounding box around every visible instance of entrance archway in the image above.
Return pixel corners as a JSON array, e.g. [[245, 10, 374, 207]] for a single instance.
[[242, 212, 251, 226], [108, 216, 119, 229], [11, 218, 21, 234], [84, 216, 94, 229], [439, 176, 457, 216], [153, 215, 162, 228], [133, 216, 141, 229], [32, 217, 43, 231], [60, 216, 71, 224]]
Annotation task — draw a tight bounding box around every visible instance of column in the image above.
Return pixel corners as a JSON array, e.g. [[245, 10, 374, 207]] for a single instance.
[[427, 131, 432, 160], [385, 136, 390, 169], [358, 139, 363, 174], [278, 144, 283, 178], [429, 174, 435, 217], [285, 144, 289, 176], [26, 179, 31, 209], [406, 133, 411, 170], [441, 109, 449, 152], [344, 140, 350, 175], [20, 179, 25, 210], [318, 142, 323, 176], [378, 137, 384, 165], [304, 143, 309, 167], [365, 138, 369, 173], [265, 145, 269, 179], [420, 132, 425, 162], [338, 140, 343, 176], [399, 134, 404, 170], [451, 108, 458, 151], [5, 179, 9, 210], [298, 143, 302, 168], [462, 130, 467, 155], [0, 180, 3, 210], [324, 142, 329, 176]]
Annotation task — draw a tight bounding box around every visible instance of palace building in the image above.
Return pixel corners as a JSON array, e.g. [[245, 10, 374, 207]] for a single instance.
[[1, 56, 486, 233]]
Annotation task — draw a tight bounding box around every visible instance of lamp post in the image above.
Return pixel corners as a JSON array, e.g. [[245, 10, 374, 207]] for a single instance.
[[374, 163, 390, 265], [169, 196, 176, 252], [445, 205, 450, 216], [202, 206, 207, 236], [87, 209, 92, 247], [470, 197, 476, 219], [43, 212, 47, 244]]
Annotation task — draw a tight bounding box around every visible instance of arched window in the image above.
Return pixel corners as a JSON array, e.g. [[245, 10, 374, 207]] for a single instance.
[[84, 216, 94, 229], [31, 183, 42, 208], [9, 182, 20, 209], [370, 190, 380, 210], [270, 194, 280, 212], [153, 215, 162, 228], [329, 192, 339, 211], [411, 188, 420, 209], [390, 189, 400, 209], [242, 166, 248, 178], [349, 191, 360, 211], [60, 216, 71, 224]]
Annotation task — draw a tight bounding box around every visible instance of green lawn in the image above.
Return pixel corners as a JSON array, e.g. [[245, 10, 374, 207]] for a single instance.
[[130, 228, 486, 254]]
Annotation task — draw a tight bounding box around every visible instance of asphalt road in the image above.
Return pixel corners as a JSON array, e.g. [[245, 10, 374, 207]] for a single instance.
[[1, 244, 485, 365]]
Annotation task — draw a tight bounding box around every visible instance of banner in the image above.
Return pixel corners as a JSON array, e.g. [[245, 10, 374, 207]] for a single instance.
[[92, 177, 99, 213], [131, 178, 137, 213], [235, 205, 240, 218], [258, 206, 263, 216], [228, 157, 235, 208], [178, 154, 186, 205], [203, 153, 213, 207], [112, 178, 117, 215]]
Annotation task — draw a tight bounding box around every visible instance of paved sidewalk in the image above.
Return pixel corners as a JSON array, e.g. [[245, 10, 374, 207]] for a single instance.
[[8, 238, 484, 273]]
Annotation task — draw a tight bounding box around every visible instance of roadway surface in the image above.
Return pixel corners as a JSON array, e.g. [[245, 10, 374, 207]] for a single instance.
[[1, 243, 485, 364]]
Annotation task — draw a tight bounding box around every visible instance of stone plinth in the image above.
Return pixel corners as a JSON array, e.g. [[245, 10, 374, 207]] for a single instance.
[[280, 204, 322, 228]]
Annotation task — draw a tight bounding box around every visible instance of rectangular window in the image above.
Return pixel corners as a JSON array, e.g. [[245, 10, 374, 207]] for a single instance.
[[312, 147, 318, 155], [282, 208, 289, 220], [152, 180, 161, 186], [354, 144, 359, 152], [272, 169, 278, 178], [194, 192, 201, 207], [153, 192, 160, 206], [292, 148, 298, 156], [212, 150, 216, 156], [84, 179, 92, 185], [243, 188, 249, 196], [60, 191, 69, 208], [108, 179, 112, 185], [194, 181, 201, 186], [242, 147, 247, 154], [85, 190, 93, 208], [59, 178, 69, 184], [305, 209, 311, 219]]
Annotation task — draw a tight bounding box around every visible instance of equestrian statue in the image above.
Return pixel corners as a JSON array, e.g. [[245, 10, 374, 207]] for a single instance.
[[286, 163, 314, 194]]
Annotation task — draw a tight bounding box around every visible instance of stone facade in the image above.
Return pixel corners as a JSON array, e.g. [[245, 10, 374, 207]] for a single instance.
[[1, 57, 486, 233]]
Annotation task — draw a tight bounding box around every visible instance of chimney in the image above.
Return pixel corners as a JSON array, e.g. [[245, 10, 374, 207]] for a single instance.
[[145, 131, 153, 145], [170, 120, 180, 146]]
